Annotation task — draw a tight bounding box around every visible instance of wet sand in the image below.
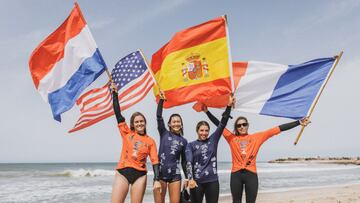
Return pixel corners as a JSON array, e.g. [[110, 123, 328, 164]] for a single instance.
[[219, 184, 360, 203]]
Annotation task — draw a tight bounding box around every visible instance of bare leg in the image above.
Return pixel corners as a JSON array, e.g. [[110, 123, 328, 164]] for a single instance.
[[154, 180, 167, 203], [111, 171, 129, 203], [130, 175, 147, 203], [168, 180, 181, 203]]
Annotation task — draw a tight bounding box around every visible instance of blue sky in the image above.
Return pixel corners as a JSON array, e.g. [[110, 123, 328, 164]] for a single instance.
[[1, 0, 359, 163]]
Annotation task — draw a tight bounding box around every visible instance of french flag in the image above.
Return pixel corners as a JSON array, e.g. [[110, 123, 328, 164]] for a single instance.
[[194, 57, 337, 120], [232, 58, 336, 119], [29, 3, 106, 122]]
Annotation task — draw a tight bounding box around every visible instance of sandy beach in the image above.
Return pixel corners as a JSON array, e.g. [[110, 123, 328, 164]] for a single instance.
[[219, 184, 360, 203]]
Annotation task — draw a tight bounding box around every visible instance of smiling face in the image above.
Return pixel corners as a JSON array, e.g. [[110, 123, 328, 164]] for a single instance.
[[133, 115, 146, 134], [235, 118, 249, 135], [168, 115, 183, 135], [130, 112, 147, 135], [197, 124, 210, 140]]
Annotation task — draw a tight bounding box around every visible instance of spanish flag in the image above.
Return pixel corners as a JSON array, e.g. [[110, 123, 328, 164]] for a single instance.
[[151, 16, 232, 108]]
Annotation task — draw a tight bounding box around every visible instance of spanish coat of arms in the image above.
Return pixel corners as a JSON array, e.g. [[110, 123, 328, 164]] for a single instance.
[[181, 53, 209, 81]]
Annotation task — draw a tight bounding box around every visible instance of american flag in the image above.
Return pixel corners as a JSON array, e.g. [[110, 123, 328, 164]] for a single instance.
[[69, 51, 154, 133]]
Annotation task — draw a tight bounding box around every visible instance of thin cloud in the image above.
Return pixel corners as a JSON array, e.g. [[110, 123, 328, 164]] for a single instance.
[[282, 0, 360, 36], [114, 0, 190, 37], [90, 18, 115, 30], [0, 28, 50, 66]]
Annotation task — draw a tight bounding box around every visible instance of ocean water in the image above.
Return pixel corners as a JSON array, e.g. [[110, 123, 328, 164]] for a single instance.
[[0, 162, 359, 202]]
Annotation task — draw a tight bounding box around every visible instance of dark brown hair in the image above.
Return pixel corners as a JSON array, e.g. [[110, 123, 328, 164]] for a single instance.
[[234, 116, 248, 135], [196, 121, 210, 132], [167, 114, 184, 135], [130, 112, 147, 134]]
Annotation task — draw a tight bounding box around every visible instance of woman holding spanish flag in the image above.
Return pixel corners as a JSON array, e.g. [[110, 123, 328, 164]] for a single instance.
[[185, 95, 235, 203], [153, 91, 189, 203], [202, 105, 310, 203], [110, 83, 161, 203]]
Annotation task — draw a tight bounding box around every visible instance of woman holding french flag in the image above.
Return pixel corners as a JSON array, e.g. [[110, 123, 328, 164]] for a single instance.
[[202, 106, 310, 203]]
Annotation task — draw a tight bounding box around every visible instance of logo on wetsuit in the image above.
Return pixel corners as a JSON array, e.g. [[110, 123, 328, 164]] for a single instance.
[[170, 139, 181, 155], [132, 140, 144, 159], [200, 144, 209, 160], [240, 140, 248, 159]]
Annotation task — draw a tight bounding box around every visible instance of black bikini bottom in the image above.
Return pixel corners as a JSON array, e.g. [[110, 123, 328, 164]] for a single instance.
[[117, 167, 147, 184]]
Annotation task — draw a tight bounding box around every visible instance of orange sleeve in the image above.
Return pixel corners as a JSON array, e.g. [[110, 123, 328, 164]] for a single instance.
[[117, 122, 131, 138], [258, 126, 281, 144], [223, 128, 234, 143], [148, 138, 159, 165]]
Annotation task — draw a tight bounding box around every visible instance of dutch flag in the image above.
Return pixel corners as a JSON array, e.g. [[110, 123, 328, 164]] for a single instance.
[[29, 3, 106, 122]]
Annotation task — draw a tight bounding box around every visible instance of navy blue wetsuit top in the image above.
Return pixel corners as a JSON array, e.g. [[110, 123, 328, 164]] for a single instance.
[[185, 106, 231, 184], [157, 99, 188, 181]]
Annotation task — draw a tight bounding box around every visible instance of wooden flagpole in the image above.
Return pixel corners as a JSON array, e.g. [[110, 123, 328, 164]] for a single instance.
[[294, 51, 344, 145], [105, 68, 113, 81], [223, 14, 235, 93], [138, 49, 162, 91], [103, 68, 115, 91]]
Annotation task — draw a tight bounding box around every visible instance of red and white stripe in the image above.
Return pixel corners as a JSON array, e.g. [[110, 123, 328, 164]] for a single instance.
[[69, 70, 154, 133]]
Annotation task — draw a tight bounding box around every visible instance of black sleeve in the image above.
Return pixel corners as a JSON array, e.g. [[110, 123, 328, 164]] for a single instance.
[[152, 163, 160, 181], [205, 111, 220, 126], [279, 120, 300, 131], [220, 106, 232, 126], [112, 90, 125, 123], [156, 99, 164, 119], [156, 99, 166, 135], [211, 105, 232, 142]]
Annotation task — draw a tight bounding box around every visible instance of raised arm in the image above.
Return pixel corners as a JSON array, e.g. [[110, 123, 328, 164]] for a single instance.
[[211, 105, 232, 142], [280, 117, 311, 131], [111, 83, 125, 124], [259, 117, 311, 143], [210, 95, 234, 142], [156, 97, 167, 135], [205, 109, 220, 126]]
